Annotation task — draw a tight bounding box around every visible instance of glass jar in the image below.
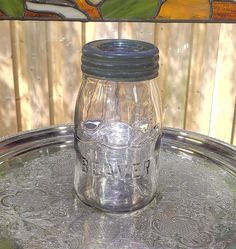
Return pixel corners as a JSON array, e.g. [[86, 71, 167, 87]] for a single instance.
[[74, 39, 162, 212]]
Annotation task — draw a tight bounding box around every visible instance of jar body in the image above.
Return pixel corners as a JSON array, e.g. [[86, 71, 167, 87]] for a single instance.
[[74, 74, 162, 212]]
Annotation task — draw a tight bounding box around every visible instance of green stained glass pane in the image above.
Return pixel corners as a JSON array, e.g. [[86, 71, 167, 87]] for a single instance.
[[0, 0, 24, 17], [100, 0, 159, 19]]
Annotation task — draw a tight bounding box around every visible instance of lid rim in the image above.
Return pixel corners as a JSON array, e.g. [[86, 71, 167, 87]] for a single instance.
[[82, 39, 159, 80]]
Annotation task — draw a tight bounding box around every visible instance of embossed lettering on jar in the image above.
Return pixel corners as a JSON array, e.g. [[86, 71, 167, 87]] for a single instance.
[[74, 39, 162, 212]]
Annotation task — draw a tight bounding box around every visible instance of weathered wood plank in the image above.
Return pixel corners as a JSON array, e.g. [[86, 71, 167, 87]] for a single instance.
[[184, 23, 221, 135], [46, 22, 83, 125], [10, 21, 50, 132], [0, 21, 17, 136], [119, 23, 155, 43], [85, 22, 119, 42], [231, 101, 236, 145], [209, 24, 236, 143], [155, 23, 192, 128]]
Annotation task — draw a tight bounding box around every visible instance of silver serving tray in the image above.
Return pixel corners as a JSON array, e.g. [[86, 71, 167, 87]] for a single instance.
[[0, 125, 235, 249]]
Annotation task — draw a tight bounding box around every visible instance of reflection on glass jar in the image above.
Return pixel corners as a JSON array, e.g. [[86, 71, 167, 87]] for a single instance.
[[74, 39, 162, 212]]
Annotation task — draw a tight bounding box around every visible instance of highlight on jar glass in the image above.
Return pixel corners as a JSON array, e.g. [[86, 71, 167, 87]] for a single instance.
[[74, 39, 162, 212]]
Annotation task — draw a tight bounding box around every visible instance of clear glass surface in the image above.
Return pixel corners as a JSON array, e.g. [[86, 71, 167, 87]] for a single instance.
[[74, 75, 162, 212]]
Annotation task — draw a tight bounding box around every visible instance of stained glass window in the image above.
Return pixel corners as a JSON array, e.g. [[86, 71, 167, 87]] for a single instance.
[[0, 0, 235, 22]]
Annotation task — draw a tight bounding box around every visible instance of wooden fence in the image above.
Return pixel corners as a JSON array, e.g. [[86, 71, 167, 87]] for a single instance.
[[0, 21, 236, 144]]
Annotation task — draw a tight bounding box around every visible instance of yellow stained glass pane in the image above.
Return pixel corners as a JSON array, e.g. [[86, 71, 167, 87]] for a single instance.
[[157, 0, 210, 20]]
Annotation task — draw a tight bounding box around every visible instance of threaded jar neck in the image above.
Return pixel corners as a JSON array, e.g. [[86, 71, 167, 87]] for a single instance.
[[82, 39, 159, 82]]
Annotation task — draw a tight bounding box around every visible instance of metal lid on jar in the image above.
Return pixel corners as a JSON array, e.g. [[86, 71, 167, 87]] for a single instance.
[[82, 39, 159, 81]]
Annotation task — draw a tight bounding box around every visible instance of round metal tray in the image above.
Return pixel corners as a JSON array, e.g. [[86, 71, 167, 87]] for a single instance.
[[0, 125, 235, 249]]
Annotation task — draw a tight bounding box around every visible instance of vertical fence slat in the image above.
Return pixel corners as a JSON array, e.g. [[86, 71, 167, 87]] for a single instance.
[[209, 24, 236, 143], [10, 21, 50, 132], [154, 23, 170, 122], [155, 24, 192, 129], [0, 21, 17, 136], [46, 22, 64, 125], [46, 22, 83, 125], [185, 24, 221, 135], [85, 22, 119, 42], [231, 101, 236, 144], [119, 23, 155, 43]]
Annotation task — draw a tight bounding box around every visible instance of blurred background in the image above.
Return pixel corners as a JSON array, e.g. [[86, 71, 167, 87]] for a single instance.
[[0, 22, 235, 144]]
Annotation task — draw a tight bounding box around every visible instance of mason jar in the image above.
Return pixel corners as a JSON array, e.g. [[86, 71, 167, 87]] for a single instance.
[[74, 39, 162, 212]]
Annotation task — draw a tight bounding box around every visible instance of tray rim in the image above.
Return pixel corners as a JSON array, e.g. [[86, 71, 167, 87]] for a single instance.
[[0, 124, 236, 175], [0, 124, 235, 149]]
